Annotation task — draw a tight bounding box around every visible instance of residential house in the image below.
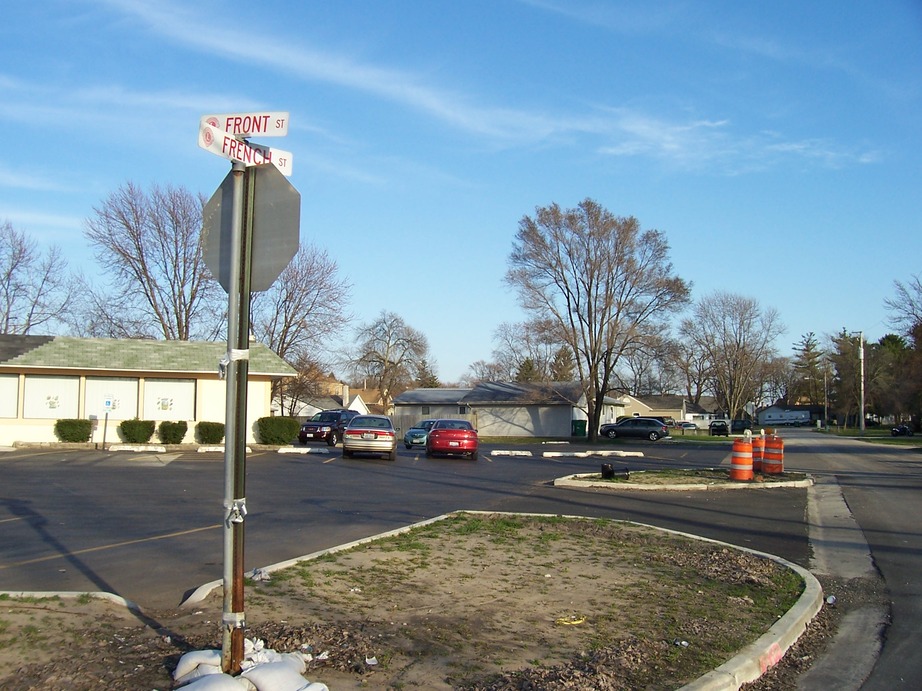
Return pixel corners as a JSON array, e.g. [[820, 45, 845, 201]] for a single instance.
[[393, 382, 625, 437], [390, 388, 473, 432], [617, 394, 722, 428]]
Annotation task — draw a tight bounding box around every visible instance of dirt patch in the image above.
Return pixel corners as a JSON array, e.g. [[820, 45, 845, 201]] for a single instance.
[[0, 514, 813, 690]]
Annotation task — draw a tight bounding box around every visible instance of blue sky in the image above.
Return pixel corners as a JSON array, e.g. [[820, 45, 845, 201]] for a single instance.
[[2, 1, 921, 383]]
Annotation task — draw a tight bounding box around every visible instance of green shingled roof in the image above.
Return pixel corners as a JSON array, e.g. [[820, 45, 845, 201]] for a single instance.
[[0, 336, 295, 377]]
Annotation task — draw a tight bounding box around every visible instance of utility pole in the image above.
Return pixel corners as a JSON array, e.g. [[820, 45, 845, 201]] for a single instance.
[[858, 331, 865, 434]]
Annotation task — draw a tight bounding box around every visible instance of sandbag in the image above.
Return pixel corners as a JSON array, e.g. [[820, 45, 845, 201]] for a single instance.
[[174, 649, 222, 680]]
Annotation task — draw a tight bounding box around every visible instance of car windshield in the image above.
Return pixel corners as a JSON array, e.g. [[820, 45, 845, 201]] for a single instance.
[[350, 416, 392, 429], [435, 420, 473, 430], [317, 412, 342, 422]]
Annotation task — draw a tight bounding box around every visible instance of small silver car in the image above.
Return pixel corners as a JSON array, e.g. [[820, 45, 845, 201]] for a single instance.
[[342, 414, 398, 461]]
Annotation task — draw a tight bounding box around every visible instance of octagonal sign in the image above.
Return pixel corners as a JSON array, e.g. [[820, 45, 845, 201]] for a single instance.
[[203, 163, 300, 292]]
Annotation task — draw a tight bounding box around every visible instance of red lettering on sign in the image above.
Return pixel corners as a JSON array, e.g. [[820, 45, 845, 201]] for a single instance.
[[223, 114, 271, 135], [220, 135, 273, 166]]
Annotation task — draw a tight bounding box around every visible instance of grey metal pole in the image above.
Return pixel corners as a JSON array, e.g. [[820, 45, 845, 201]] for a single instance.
[[858, 331, 865, 434], [221, 159, 253, 673]]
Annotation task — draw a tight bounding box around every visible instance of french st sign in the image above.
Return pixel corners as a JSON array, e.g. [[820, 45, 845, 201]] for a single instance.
[[198, 119, 293, 176]]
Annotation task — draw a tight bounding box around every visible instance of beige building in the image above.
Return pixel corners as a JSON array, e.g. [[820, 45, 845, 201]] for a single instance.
[[0, 335, 295, 446]]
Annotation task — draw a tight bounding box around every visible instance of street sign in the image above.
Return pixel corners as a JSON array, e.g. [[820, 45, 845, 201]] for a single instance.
[[198, 121, 293, 176], [200, 111, 289, 137], [197, 111, 297, 673], [202, 163, 300, 292]]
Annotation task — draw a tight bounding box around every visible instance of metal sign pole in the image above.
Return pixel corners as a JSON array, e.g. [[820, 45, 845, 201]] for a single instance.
[[221, 160, 255, 673]]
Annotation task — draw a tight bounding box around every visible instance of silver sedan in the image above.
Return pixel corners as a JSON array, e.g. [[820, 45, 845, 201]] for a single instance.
[[342, 414, 398, 461]]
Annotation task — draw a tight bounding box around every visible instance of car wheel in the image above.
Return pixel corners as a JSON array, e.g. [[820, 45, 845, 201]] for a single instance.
[[388, 449, 397, 461], [425, 448, 433, 458], [342, 448, 352, 458], [468, 450, 477, 460], [327, 432, 338, 447], [606, 429, 618, 439], [405, 443, 412, 449], [648, 432, 660, 441]]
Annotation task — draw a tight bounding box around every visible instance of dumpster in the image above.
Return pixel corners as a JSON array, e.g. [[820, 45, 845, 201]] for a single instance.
[[571, 419, 587, 437]]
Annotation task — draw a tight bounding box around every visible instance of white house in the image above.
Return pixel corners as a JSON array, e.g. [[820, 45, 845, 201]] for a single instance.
[[393, 382, 624, 437], [0, 335, 295, 446]]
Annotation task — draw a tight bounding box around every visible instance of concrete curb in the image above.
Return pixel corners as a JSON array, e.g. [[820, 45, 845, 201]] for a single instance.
[[277, 446, 332, 455], [677, 546, 822, 690], [543, 449, 645, 458], [108, 444, 167, 452], [0, 590, 139, 611], [555, 471, 814, 491]]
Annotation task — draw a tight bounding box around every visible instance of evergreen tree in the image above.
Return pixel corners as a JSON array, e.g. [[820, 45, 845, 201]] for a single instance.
[[514, 357, 541, 382]]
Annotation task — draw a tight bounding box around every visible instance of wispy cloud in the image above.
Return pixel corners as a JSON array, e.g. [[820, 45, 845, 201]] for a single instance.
[[515, 0, 684, 33], [86, 0, 879, 176], [94, 0, 560, 143], [0, 165, 77, 193], [2, 208, 83, 232], [596, 111, 878, 173]]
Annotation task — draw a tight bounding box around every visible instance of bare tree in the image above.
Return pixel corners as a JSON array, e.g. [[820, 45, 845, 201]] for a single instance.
[[250, 243, 352, 363], [80, 182, 224, 340], [350, 311, 430, 412], [461, 360, 508, 386], [0, 221, 75, 334], [249, 243, 352, 414], [758, 355, 794, 408], [667, 336, 713, 405], [885, 274, 922, 336], [680, 292, 785, 419], [617, 326, 681, 396], [492, 319, 563, 381], [506, 199, 690, 441], [277, 354, 337, 417]]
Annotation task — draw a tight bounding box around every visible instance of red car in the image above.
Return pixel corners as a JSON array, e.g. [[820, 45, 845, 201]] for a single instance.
[[425, 419, 478, 459]]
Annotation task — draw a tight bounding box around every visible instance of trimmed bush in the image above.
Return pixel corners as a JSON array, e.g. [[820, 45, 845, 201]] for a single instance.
[[196, 421, 225, 444], [54, 419, 93, 443], [119, 418, 156, 443], [255, 416, 300, 445], [158, 421, 188, 444]]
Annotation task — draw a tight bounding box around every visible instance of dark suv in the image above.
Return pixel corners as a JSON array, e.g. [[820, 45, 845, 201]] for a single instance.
[[298, 409, 359, 446], [708, 419, 730, 436], [731, 419, 752, 433]]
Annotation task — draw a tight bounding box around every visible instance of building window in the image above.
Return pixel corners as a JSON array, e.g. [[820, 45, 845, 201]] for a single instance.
[[422, 406, 430, 415], [459, 405, 469, 414]]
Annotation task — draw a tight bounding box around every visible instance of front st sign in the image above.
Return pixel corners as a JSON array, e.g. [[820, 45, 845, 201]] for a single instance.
[[201, 111, 289, 137]]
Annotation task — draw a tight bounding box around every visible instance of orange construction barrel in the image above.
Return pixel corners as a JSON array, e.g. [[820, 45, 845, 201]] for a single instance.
[[729, 439, 754, 481], [751, 435, 765, 472], [763, 436, 784, 474]]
